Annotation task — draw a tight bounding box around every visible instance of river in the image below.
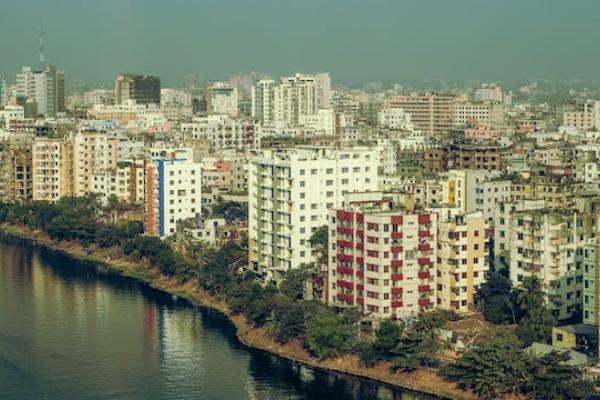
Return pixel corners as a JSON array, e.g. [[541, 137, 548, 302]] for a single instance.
[[0, 239, 438, 400]]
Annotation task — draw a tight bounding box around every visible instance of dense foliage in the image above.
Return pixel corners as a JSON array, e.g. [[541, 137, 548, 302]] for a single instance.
[[211, 200, 248, 222], [441, 329, 593, 400]]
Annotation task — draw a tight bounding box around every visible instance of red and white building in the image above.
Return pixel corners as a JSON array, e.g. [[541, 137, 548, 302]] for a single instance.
[[327, 193, 438, 319]]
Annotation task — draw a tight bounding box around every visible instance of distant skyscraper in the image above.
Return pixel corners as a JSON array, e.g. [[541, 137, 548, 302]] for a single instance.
[[0, 78, 5, 107], [115, 74, 161, 106], [15, 65, 65, 117]]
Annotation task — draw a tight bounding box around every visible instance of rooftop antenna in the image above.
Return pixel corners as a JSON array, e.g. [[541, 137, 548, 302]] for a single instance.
[[39, 26, 46, 68]]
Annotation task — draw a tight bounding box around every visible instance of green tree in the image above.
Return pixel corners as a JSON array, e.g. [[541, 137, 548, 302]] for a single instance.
[[515, 276, 555, 346], [441, 331, 527, 400], [304, 309, 351, 359], [523, 351, 594, 400], [212, 200, 248, 222], [309, 225, 328, 264], [279, 267, 309, 301], [374, 319, 403, 353]]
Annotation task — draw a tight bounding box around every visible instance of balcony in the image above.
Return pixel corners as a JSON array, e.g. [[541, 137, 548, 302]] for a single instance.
[[391, 231, 403, 239], [391, 259, 403, 268], [356, 297, 364, 305], [336, 279, 354, 289], [356, 213, 364, 223], [356, 229, 364, 237], [391, 216, 403, 225], [418, 243, 431, 252], [356, 270, 364, 277], [336, 210, 354, 221], [355, 242, 364, 250], [418, 230, 430, 239], [336, 239, 353, 248], [391, 300, 403, 308], [418, 270, 431, 279], [391, 287, 403, 295], [418, 214, 431, 224], [337, 226, 353, 236], [336, 266, 353, 275], [417, 258, 431, 266], [336, 253, 353, 262], [356, 283, 364, 290], [356, 257, 364, 264], [391, 273, 403, 281], [391, 245, 403, 253], [418, 285, 431, 292], [337, 293, 354, 303], [418, 298, 432, 306]]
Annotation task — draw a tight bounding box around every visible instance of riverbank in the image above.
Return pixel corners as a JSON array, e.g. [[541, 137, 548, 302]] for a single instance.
[[0, 223, 476, 400]]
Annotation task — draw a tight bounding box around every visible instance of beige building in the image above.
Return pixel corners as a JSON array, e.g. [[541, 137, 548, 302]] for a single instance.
[[387, 93, 456, 135], [436, 210, 488, 313], [32, 138, 74, 202]]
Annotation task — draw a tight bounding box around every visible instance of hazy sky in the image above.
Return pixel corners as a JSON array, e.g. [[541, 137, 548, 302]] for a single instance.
[[1, 0, 599, 87]]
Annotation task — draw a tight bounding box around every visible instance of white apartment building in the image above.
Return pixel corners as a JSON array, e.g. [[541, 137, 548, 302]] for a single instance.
[[377, 108, 413, 130], [180, 115, 259, 152], [251, 79, 275, 123], [91, 159, 145, 205], [252, 73, 330, 127], [205, 82, 238, 116], [452, 101, 504, 129], [72, 133, 117, 197], [248, 146, 378, 280], [493, 199, 545, 272], [16, 65, 64, 117], [144, 158, 203, 238], [474, 84, 503, 103], [509, 208, 588, 320], [0, 106, 25, 129]]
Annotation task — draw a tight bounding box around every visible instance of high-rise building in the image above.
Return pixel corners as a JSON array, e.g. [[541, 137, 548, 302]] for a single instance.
[[273, 74, 316, 126], [0, 77, 5, 107], [15, 65, 65, 117], [204, 82, 238, 116], [248, 146, 378, 281], [251, 79, 275, 123], [388, 93, 456, 135], [144, 158, 202, 238], [31, 138, 74, 202], [327, 192, 437, 318], [436, 210, 489, 313], [251, 73, 330, 125], [474, 84, 504, 103], [115, 74, 161, 106]]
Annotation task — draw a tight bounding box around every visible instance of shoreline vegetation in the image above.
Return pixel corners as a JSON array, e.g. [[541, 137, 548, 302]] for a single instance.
[[0, 197, 593, 400], [0, 223, 470, 400]]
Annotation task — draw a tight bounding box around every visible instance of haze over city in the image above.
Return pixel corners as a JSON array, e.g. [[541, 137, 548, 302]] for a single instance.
[[2, 0, 600, 86]]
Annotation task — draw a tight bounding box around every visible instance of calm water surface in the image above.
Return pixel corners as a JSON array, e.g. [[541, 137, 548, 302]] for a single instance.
[[0, 238, 437, 400]]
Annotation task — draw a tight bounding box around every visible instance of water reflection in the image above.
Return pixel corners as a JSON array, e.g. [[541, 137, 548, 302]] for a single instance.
[[0, 237, 439, 400]]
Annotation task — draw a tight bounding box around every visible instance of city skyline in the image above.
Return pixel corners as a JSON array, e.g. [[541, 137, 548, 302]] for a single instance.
[[2, 0, 600, 87]]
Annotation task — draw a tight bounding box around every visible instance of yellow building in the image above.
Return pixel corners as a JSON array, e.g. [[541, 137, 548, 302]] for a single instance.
[[437, 210, 488, 312]]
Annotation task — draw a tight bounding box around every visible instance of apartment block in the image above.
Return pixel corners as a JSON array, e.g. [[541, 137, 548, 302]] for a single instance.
[[248, 146, 378, 281], [436, 210, 488, 313], [328, 193, 437, 318], [144, 158, 202, 238], [387, 93, 456, 135], [31, 138, 74, 202], [509, 208, 591, 320]]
